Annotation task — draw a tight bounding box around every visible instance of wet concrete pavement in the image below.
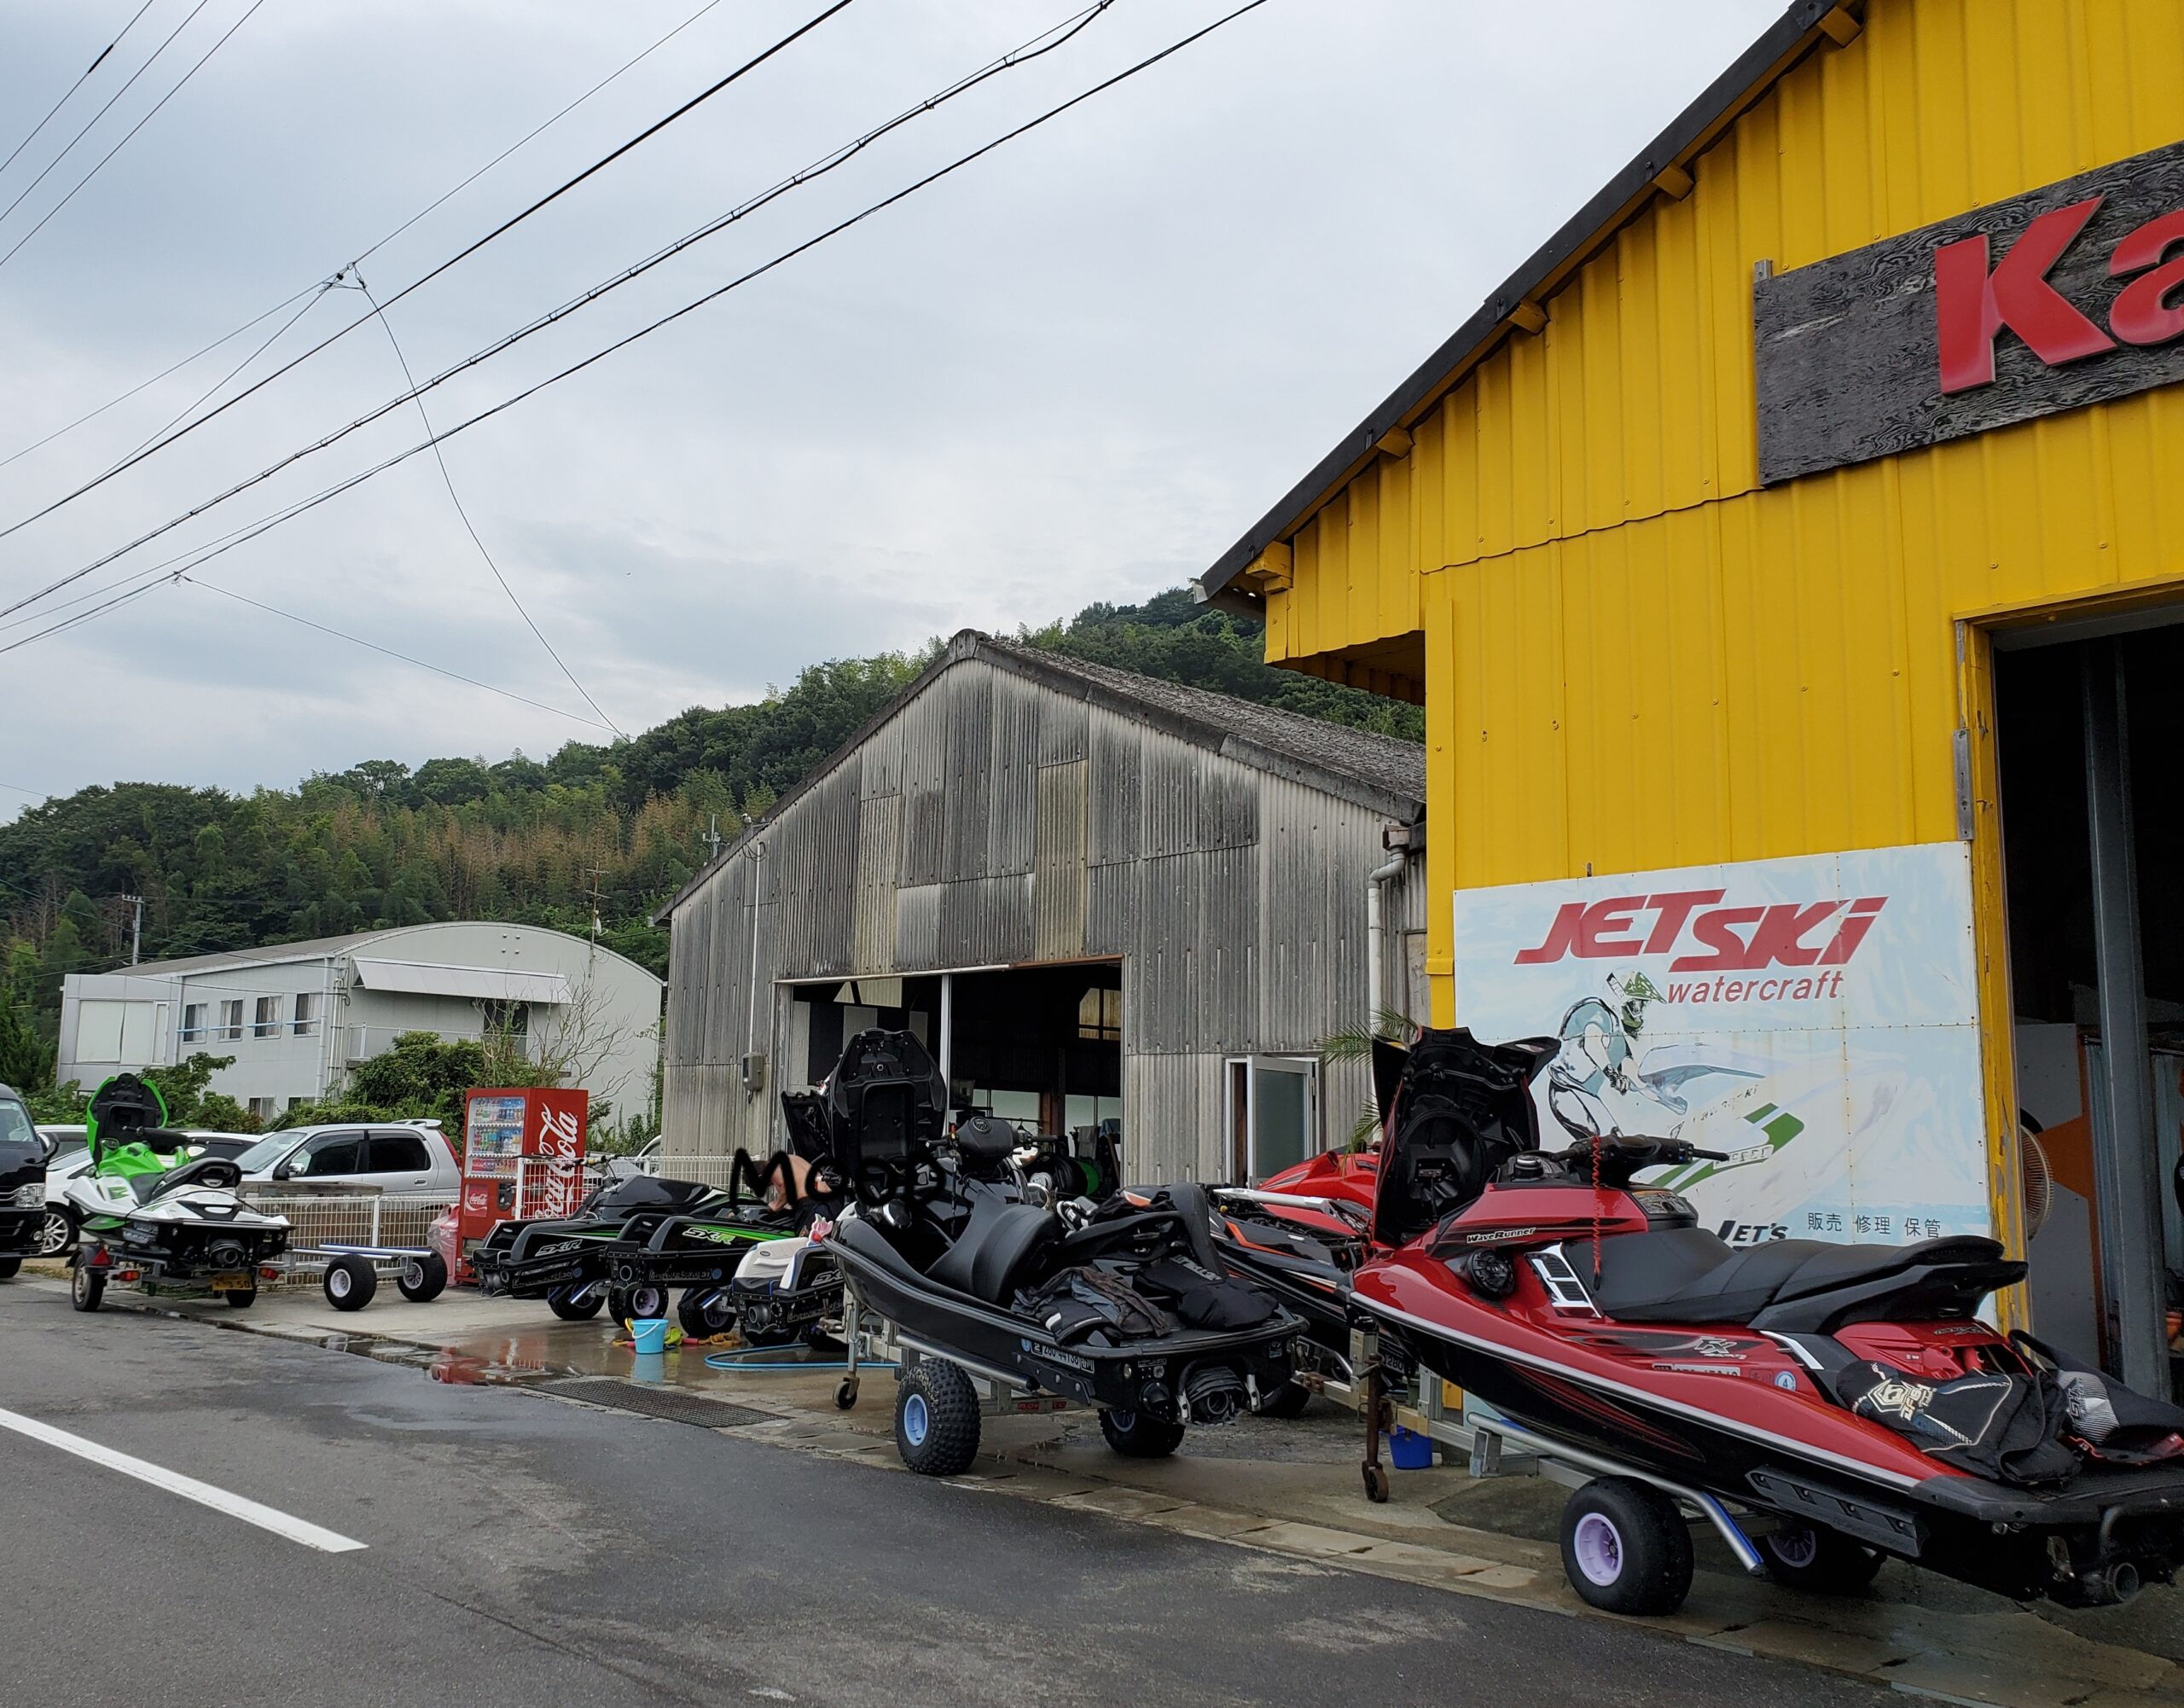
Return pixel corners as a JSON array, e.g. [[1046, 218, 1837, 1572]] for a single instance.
[[11, 1269, 2184, 1706]]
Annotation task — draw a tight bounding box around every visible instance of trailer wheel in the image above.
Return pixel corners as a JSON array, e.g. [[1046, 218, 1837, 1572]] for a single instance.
[[1253, 1380, 1311, 1419], [1759, 1523, 1886, 1595], [1099, 1407, 1187, 1460], [1362, 1461, 1391, 1503], [834, 1375, 860, 1410], [70, 1259, 104, 1313], [398, 1253, 448, 1304], [323, 1254, 379, 1311], [223, 1281, 258, 1309], [608, 1283, 670, 1327], [894, 1361, 979, 1476], [548, 1284, 603, 1322], [677, 1287, 735, 1339], [1560, 1478, 1693, 1617]]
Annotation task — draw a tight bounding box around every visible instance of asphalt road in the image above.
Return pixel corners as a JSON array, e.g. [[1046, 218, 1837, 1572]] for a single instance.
[[0, 1281, 1896, 1708]]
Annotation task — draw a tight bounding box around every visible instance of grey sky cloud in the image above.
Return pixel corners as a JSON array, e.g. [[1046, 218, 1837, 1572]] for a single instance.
[[2, 0, 1784, 817]]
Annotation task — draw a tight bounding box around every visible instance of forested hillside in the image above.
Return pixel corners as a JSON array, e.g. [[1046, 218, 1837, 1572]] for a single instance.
[[0, 589, 1420, 1092]]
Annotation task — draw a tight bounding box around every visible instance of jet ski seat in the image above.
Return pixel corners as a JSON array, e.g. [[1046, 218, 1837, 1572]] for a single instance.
[[1565, 1227, 2011, 1327], [926, 1182, 1061, 1304]]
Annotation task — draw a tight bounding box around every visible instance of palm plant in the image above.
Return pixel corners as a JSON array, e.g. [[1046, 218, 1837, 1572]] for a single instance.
[[1319, 1006, 1419, 1151]]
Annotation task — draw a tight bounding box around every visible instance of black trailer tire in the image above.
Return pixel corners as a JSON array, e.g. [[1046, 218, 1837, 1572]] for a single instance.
[[1099, 1407, 1188, 1460], [223, 1281, 258, 1310], [70, 1260, 104, 1312], [1560, 1478, 1694, 1617], [0, 1254, 20, 1281], [1759, 1523, 1886, 1595], [677, 1287, 735, 1339], [894, 1361, 980, 1476], [34, 1206, 77, 1258], [398, 1253, 448, 1303], [1253, 1380, 1312, 1419], [323, 1253, 378, 1311], [548, 1284, 603, 1322], [608, 1283, 671, 1327]]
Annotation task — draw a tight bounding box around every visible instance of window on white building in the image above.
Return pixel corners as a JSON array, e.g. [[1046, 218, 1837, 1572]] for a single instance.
[[293, 992, 319, 1037], [181, 1002, 206, 1042], [218, 999, 244, 1042], [248, 1096, 276, 1122], [253, 996, 281, 1039]]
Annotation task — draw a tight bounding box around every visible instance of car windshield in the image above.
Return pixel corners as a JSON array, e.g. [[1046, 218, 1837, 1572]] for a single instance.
[[0, 1097, 37, 1149], [229, 1133, 297, 1173]]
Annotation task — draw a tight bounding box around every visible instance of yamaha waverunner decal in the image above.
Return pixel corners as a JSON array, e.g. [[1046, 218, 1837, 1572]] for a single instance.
[[1450, 842, 1991, 1250]]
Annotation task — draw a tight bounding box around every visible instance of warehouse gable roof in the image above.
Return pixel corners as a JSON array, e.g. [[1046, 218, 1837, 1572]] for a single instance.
[[1195, 0, 1854, 611], [653, 630, 1426, 923]]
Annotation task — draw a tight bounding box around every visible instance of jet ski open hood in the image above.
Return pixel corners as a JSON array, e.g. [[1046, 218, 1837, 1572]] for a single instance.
[[1374, 1028, 1557, 1249]]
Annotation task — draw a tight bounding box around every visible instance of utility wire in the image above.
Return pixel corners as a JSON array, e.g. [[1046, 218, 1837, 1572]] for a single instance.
[[0, 1, 1117, 623], [0, 0, 861, 544], [114, 276, 329, 468], [0, 0, 272, 273], [0, 0, 1274, 655], [0, 0, 213, 232], [358, 276, 624, 736], [182, 576, 619, 734], [0, 0, 729, 474], [0, 0, 162, 183]]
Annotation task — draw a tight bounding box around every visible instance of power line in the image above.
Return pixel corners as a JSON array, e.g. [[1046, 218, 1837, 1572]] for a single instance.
[[0, 0, 162, 183], [114, 276, 329, 468], [0, 0, 862, 544], [182, 576, 619, 734], [0, 2, 1118, 625], [0, 0, 214, 233], [0, 0, 273, 274], [0, 0, 1275, 658], [356, 278, 624, 736], [0, 0, 729, 474]]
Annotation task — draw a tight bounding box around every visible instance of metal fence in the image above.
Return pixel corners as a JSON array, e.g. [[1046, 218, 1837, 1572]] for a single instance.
[[245, 1193, 453, 1275]]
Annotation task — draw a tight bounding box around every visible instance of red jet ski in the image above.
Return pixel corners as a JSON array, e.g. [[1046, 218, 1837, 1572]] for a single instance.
[[1329, 1029, 2184, 1616]]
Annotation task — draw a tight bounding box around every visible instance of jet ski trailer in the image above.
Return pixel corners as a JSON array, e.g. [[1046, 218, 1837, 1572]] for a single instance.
[[813, 1029, 1304, 1476], [65, 1075, 291, 1311]]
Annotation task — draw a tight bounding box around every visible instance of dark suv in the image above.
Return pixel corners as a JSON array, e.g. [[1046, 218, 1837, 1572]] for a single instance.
[[0, 1083, 47, 1280]]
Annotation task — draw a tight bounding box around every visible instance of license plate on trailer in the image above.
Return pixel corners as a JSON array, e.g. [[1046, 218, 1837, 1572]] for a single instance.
[[209, 1273, 252, 1292]]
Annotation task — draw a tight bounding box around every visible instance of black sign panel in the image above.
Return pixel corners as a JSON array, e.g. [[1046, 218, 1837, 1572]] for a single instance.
[[1754, 140, 2184, 485]]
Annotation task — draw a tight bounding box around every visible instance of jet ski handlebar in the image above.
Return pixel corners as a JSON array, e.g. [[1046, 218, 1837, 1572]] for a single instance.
[[1541, 1134, 1729, 1188]]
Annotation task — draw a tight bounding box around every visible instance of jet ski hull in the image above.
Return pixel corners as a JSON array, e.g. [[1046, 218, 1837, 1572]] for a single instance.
[[827, 1217, 1300, 1424]]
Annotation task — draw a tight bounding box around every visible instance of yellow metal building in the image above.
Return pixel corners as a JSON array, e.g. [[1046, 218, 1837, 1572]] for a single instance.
[[1199, 0, 2184, 1391]]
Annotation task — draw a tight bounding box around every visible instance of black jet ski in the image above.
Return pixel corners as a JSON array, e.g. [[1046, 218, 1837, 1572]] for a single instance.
[[815, 1029, 1303, 1475], [472, 1172, 731, 1322], [0, 1082, 45, 1280]]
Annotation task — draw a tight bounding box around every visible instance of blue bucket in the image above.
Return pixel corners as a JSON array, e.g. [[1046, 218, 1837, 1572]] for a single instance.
[[630, 1317, 670, 1355], [1386, 1424, 1434, 1470]]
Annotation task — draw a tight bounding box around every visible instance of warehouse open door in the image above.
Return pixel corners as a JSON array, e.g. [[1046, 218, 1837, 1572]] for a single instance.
[[784, 961, 1124, 1175], [1995, 622, 2184, 1400]]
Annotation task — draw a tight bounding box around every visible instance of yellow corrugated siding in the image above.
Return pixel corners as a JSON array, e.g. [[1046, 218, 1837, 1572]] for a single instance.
[[1269, 0, 2184, 671]]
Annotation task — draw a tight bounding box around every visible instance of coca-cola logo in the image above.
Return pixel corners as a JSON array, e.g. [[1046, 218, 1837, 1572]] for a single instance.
[[1514, 890, 1885, 973], [537, 1105, 582, 1161]]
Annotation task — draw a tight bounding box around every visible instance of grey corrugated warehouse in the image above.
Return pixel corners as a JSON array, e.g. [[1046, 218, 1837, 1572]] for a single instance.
[[652, 630, 1426, 1185]]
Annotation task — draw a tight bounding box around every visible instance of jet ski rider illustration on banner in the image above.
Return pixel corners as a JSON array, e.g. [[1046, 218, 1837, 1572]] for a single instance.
[[1455, 845, 1995, 1252]]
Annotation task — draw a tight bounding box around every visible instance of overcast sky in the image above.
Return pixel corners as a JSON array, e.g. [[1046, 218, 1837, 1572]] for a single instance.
[[0, 0, 1785, 816]]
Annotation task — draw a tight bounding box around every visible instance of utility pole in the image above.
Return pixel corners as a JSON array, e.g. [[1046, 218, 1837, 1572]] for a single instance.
[[701, 813, 723, 863], [583, 868, 607, 945], [119, 894, 143, 966]]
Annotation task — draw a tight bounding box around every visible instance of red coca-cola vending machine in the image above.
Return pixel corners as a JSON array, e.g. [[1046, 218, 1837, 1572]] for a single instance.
[[431, 1086, 589, 1284]]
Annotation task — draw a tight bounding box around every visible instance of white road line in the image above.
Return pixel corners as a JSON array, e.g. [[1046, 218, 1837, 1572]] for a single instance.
[[0, 1406, 367, 1554]]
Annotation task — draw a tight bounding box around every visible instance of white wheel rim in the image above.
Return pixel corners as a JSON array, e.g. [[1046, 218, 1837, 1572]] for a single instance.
[[329, 1269, 351, 1298], [1572, 1513, 1623, 1587]]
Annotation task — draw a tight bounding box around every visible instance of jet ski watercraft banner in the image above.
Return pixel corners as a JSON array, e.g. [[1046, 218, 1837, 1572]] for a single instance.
[[1451, 840, 1988, 1247]]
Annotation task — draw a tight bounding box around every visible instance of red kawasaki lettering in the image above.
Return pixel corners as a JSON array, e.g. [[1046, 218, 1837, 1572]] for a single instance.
[[1819, 897, 1887, 965], [1576, 897, 1648, 956], [1513, 897, 1647, 962], [1670, 906, 1764, 973], [1741, 901, 1845, 969], [1936, 197, 2117, 394], [2110, 208, 2184, 348], [1514, 902, 1586, 964], [1641, 889, 1725, 954]]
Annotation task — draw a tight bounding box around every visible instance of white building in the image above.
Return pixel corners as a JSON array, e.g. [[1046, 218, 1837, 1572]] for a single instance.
[[58, 922, 662, 1127]]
